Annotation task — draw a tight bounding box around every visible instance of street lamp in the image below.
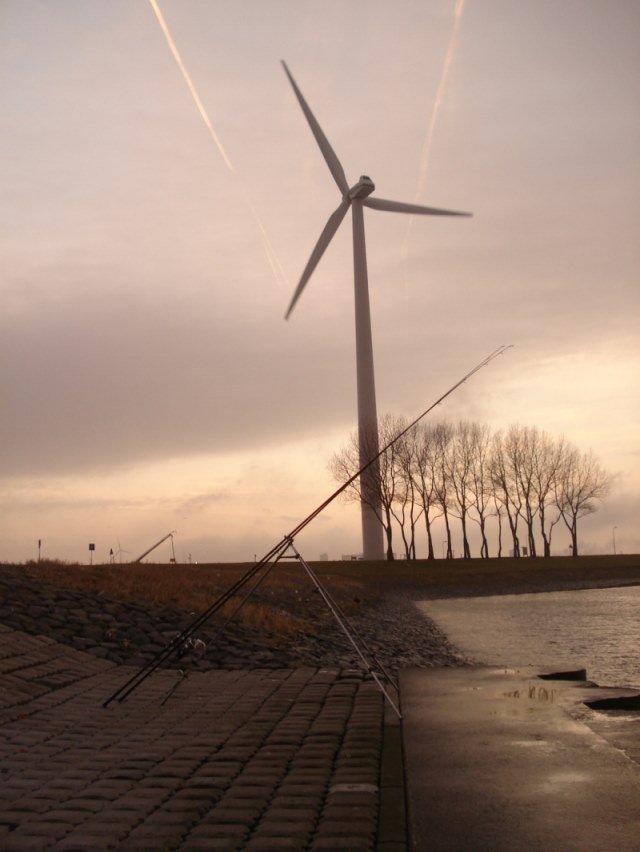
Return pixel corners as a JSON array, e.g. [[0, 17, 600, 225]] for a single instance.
[[613, 526, 618, 556]]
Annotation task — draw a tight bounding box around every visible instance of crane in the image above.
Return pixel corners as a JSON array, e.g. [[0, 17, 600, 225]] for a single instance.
[[134, 531, 177, 564]]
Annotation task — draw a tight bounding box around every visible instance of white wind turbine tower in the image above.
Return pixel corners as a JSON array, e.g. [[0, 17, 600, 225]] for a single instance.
[[282, 61, 471, 560]]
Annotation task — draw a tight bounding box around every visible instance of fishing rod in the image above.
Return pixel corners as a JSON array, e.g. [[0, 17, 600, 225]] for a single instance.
[[285, 345, 512, 542], [103, 344, 511, 707], [103, 538, 292, 706]]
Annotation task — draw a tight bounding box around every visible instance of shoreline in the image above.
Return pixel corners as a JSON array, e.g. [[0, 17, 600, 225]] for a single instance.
[[0, 565, 462, 674], [2, 557, 639, 676], [418, 575, 640, 600]]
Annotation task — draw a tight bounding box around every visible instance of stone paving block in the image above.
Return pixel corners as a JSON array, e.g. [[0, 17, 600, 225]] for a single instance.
[[207, 804, 264, 826], [245, 839, 308, 850], [290, 757, 333, 769], [136, 808, 200, 831], [261, 806, 318, 823], [217, 783, 274, 800], [187, 821, 249, 840], [109, 796, 159, 816], [0, 810, 30, 827], [116, 840, 176, 852], [217, 794, 271, 815], [180, 839, 243, 851], [7, 819, 71, 841], [60, 817, 132, 842], [122, 824, 186, 850], [331, 771, 378, 785], [296, 743, 338, 755], [162, 797, 213, 817], [58, 798, 105, 813], [322, 803, 377, 821], [268, 793, 322, 812], [252, 818, 315, 838], [136, 776, 182, 793], [326, 790, 378, 807], [101, 767, 148, 781], [240, 771, 289, 788], [276, 780, 327, 794], [36, 808, 93, 826], [310, 837, 374, 851], [52, 835, 116, 851], [286, 769, 331, 790], [148, 761, 201, 777], [5, 835, 57, 852], [0, 628, 396, 852], [0, 798, 52, 815], [316, 818, 375, 839]]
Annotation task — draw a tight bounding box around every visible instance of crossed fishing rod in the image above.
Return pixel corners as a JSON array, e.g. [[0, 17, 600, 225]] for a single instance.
[[104, 345, 511, 710]]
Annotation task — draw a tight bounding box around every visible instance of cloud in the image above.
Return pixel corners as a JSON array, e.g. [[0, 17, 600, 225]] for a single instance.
[[0, 279, 357, 477], [0, 494, 142, 515], [178, 491, 227, 515]]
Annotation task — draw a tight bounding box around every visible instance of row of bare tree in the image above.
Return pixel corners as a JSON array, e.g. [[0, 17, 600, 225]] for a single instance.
[[329, 418, 612, 560]]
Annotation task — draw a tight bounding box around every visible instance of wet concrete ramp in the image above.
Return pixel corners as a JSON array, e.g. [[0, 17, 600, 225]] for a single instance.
[[400, 666, 640, 852]]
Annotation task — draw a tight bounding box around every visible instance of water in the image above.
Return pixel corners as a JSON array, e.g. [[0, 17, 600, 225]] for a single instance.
[[418, 586, 640, 689]]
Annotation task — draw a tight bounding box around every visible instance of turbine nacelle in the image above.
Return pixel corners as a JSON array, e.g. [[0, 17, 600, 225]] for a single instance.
[[348, 175, 375, 201]]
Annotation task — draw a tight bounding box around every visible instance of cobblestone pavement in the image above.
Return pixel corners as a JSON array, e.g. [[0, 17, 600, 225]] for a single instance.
[[0, 624, 401, 851]]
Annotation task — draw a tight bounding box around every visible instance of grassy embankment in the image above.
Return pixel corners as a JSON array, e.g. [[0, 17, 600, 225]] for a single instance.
[[10, 554, 640, 638]]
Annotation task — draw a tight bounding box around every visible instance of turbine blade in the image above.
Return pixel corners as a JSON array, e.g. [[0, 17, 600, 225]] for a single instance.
[[363, 197, 472, 216], [282, 61, 349, 196], [285, 199, 351, 319]]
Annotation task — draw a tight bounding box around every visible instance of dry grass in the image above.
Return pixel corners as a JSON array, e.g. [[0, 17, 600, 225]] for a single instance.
[[311, 553, 640, 597], [10, 554, 640, 636], [15, 559, 368, 636]]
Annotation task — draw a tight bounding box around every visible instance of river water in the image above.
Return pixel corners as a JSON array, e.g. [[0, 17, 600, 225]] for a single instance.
[[418, 585, 640, 689]]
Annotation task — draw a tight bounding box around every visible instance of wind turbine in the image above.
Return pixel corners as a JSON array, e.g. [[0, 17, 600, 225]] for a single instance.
[[114, 537, 131, 565], [282, 61, 471, 560]]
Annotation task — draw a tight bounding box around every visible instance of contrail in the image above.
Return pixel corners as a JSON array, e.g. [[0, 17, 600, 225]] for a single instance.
[[147, 0, 234, 171], [414, 0, 465, 202], [403, 0, 466, 287], [147, 0, 288, 288]]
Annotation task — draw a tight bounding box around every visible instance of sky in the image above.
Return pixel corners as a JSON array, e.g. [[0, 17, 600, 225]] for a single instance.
[[1, 0, 638, 564]]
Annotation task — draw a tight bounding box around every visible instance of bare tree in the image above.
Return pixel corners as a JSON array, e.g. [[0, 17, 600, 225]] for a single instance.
[[490, 430, 521, 557], [447, 421, 476, 558], [391, 423, 424, 560], [467, 422, 493, 558], [411, 423, 444, 560], [329, 414, 612, 561], [554, 447, 612, 556], [531, 430, 565, 557], [432, 422, 455, 559], [328, 415, 406, 561], [510, 426, 539, 557], [493, 495, 504, 557]]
